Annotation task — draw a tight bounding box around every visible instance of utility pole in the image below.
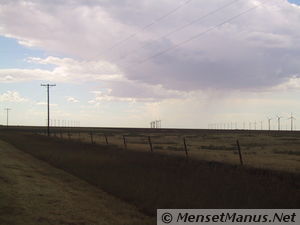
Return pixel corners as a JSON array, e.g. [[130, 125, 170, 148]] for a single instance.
[[4, 108, 11, 127], [41, 83, 56, 136]]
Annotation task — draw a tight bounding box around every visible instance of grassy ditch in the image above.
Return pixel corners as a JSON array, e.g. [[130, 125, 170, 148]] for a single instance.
[[1, 132, 299, 216]]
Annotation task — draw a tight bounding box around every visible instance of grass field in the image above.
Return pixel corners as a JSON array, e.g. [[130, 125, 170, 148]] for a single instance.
[[0, 129, 299, 217], [0, 139, 153, 225], [30, 127, 300, 173]]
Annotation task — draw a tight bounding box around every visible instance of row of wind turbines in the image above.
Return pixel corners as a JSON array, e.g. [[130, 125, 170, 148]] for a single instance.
[[209, 113, 296, 131], [267, 113, 296, 131]]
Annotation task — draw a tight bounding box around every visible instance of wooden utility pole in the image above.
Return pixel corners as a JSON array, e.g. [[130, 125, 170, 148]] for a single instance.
[[41, 84, 56, 136]]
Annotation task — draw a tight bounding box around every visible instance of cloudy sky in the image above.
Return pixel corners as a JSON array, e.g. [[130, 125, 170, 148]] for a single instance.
[[0, 0, 300, 129]]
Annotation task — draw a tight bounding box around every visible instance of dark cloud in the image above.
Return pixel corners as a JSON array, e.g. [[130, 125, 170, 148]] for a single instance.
[[1, 0, 300, 92]]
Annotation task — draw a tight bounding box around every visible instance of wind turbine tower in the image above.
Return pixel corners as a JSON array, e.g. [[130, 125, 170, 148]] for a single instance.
[[288, 113, 296, 131], [267, 118, 272, 131], [277, 115, 282, 131]]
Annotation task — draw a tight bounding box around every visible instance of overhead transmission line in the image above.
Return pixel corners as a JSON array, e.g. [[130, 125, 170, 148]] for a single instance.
[[116, 0, 241, 62], [139, 0, 267, 64], [115, 0, 270, 77], [103, 0, 193, 53]]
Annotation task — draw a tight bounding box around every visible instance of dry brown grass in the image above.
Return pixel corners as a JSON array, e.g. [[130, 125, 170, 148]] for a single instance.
[[44, 128, 300, 173], [1, 131, 299, 217]]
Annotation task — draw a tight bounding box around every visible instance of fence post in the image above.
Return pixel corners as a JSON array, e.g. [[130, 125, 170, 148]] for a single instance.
[[68, 130, 71, 140], [104, 134, 109, 144], [148, 136, 153, 152], [90, 131, 94, 144], [123, 135, 127, 149], [183, 137, 188, 158], [60, 128, 63, 139], [236, 140, 243, 166]]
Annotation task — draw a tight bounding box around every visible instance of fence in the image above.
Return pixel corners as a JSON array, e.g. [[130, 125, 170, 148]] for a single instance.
[[1, 126, 299, 172], [27, 127, 300, 173]]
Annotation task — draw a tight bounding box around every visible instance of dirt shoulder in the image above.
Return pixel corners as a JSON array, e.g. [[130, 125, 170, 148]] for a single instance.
[[0, 139, 153, 225]]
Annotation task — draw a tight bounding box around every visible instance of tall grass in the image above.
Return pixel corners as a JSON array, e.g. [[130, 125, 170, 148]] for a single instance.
[[1, 132, 299, 216]]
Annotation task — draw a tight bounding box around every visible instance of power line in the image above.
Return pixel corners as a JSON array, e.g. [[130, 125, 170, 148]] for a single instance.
[[116, 0, 241, 62], [111, 0, 269, 78], [139, 1, 266, 64], [101, 0, 194, 54]]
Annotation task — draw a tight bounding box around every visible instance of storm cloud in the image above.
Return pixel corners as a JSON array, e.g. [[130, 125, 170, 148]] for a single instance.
[[0, 0, 300, 92]]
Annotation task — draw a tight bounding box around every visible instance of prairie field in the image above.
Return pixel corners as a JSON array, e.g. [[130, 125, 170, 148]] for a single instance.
[[37, 127, 300, 173], [0, 127, 299, 217]]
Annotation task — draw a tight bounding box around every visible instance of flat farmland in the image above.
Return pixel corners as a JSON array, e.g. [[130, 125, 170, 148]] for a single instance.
[[0, 128, 299, 216], [35, 127, 300, 173]]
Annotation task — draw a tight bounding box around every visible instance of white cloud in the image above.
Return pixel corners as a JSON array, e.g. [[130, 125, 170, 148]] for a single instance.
[[0, 56, 123, 83], [36, 102, 58, 107], [66, 96, 79, 103], [270, 76, 300, 91], [88, 90, 138, 104], [0, 91, 28, 102]]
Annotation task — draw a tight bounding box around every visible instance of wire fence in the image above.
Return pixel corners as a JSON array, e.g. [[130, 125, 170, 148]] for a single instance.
[[1, 126, 299, 173], [19, 126, 300, 173]]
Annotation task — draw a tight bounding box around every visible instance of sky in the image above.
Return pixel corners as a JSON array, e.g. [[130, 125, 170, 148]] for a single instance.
[[0, 0, 300, 129]]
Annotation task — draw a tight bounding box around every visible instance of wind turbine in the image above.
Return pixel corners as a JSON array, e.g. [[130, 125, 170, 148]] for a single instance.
[[4, 108, 11, 127], [288, 113, 296, 131], [267, 117, 272, 131], [277, 115, 282, 131]]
